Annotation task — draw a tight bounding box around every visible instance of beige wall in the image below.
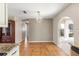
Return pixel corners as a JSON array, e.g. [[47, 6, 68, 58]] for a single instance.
[[53, 4, 79, 47], [28, 18, 53, 42]]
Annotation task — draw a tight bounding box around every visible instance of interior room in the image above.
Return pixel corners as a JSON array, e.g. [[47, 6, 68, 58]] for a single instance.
[[0, 3, 79, 56]]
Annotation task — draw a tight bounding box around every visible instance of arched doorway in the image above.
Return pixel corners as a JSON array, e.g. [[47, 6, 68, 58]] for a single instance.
[[58, 16, 74, 55]]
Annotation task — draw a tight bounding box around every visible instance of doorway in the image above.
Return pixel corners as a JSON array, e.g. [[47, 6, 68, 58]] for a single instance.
[[22, 20, 29, 46], [58, 16, 74, 55], [22, 23, 28, 43]]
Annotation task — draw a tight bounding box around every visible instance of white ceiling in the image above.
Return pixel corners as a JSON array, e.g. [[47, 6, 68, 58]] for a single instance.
[[8, 3, 69, 20]]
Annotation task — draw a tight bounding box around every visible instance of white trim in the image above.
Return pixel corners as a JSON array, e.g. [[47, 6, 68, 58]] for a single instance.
[[52, 41, 57, 45], [28, 41, 53, 43]]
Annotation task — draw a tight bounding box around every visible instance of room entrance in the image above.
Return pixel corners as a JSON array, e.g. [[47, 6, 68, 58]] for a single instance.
[[58, 17, 74, 55]]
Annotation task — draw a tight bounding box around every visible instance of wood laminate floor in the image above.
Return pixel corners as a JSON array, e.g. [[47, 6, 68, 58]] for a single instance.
[[19, 41, 79, 56]]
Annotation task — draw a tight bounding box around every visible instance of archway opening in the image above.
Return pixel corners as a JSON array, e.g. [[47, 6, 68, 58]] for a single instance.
[[58, 16, 74, 55]]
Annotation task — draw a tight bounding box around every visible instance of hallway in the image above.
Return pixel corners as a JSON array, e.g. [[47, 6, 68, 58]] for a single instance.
[[19, 41, 79, 56]]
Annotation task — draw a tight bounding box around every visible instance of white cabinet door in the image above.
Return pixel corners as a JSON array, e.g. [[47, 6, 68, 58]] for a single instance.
[[0, 3, 8, 27]]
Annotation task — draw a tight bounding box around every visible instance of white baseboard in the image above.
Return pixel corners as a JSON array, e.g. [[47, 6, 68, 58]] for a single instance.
[[28, 41, 53, 43], [52, 41, 57, 45]]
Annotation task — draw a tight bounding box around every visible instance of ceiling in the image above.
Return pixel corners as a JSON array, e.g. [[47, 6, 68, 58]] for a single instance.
[[8, 3, 69, 20]]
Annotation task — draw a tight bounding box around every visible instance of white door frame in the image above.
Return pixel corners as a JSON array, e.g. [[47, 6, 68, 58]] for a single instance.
[[58, 16, 73, 44]]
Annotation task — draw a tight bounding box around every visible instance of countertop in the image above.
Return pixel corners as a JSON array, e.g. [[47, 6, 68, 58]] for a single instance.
[[0, 44, 19, 53]]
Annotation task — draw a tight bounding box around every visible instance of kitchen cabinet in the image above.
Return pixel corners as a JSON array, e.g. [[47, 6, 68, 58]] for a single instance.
[[0, 20, 15, 43], [0, 3, 8, 27]]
